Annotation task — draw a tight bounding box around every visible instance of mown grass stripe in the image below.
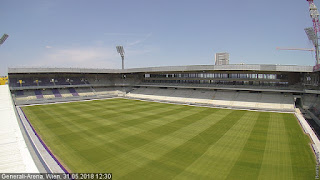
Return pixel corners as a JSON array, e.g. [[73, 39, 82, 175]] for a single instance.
[[79, 108, 220, 165], [56, 105, 196, 157], [175, 110, 260, 179], [35, 99, 167, 123], [55, 105, 193, 143], [258, 113, 293, 179], [225, 112, 270, 179], [23, 105, 102, 172], [25, 100, 171, 136], [25, 101, 207, 172], [282, 113, 315, 179], [119, 110, 246, 180], [94, 108, 233, 175]]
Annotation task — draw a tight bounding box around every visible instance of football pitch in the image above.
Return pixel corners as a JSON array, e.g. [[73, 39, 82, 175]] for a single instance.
[[22, 98, 315, 179]]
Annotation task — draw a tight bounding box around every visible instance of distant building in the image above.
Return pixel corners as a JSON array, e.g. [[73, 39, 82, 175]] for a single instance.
[[215, 52, 229, 65]]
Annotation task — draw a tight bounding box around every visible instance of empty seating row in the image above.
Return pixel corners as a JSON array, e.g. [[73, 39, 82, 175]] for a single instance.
[[126, 87, 295, 112], [12, 87, 127, 104]]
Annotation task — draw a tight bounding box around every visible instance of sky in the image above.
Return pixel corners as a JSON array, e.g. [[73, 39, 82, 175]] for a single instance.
[[0, 0, 318, 75]]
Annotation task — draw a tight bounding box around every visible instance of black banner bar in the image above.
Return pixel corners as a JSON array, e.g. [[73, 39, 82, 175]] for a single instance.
[[0, 173, 112, 180]]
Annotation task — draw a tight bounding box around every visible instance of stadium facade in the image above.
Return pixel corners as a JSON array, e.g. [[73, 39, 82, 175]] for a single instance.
[[8, 64, 318, 90]]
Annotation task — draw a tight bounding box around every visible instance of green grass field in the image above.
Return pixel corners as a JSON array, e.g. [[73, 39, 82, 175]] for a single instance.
[[22, 98, 315, 179]]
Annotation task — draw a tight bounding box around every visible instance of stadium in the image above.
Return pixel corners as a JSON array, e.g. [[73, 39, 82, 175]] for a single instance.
[[2, 1, 320, 180], [0, 64, 318, 179]]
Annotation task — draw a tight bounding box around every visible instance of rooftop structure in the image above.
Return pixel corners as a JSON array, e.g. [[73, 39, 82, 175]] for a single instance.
[[215, 52, 229, 65]]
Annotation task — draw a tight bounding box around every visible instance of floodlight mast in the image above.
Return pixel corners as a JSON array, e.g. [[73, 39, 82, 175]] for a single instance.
[[0, 34, 9, 46], [306, 0, 320, 65], [305, 27, 320, 64], [116, 46, 125, 69]]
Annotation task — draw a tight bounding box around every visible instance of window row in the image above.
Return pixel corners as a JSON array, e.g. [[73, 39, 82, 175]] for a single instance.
[[144, 79, 289, 86], [145, 73, 283, 80]]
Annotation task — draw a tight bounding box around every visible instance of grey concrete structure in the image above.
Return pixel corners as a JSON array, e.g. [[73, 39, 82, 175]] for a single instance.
[[8, 64, 314, 74]]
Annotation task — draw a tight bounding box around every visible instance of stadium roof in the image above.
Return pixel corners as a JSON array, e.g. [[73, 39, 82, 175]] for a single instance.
[[8, 64, 314, 74]]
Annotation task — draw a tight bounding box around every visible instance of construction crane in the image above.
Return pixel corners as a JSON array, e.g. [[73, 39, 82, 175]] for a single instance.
[[276, 47, 315, 51], [307, 0, 320, 33], [277, 1, 320, 66], [306, 0, 320, 65]]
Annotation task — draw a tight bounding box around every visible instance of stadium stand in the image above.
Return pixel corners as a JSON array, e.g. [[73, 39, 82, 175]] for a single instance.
[[41, 89, 55, 99], [310, 99, 320, 119], [55, 78, 70, 85], [69, 78, 85, 85], [76, 88, 95, 97], [69, 88, 79, 96], [23, 78, 34, 87], [302, 94, 318, 109], [34, 89, 43, 99], [9, 78, 19, 87], [93, 87, 121, 96], [7, 65, 318, 111], [15, 90, 37, 101], [58, 89, 73, 98], [38, 77, 52, 86], [126, 87, 295, 112], [52, 89, 62, 98], [15, 90, 24, 96]]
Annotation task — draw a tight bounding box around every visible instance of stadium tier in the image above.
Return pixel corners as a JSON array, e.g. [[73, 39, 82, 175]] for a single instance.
[[7, 65, 320, 126], [7, 65, 319, 110]]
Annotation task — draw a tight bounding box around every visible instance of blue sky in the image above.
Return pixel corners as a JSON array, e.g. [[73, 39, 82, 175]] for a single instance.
[[0, 0, 318, 75]]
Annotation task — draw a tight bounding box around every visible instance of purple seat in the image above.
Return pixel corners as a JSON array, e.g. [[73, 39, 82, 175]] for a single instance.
[[52, 89, 62, 97], [34, 90, 43, 99], [69, 88, 79, 96]]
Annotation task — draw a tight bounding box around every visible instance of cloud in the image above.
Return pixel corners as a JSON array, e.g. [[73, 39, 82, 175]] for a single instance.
[[104, 32, 145, 36], [29, 36, 157, 69], [103, 32, 153, 47], [33, 46, 120, 69], [127, 33, 152, 46]]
